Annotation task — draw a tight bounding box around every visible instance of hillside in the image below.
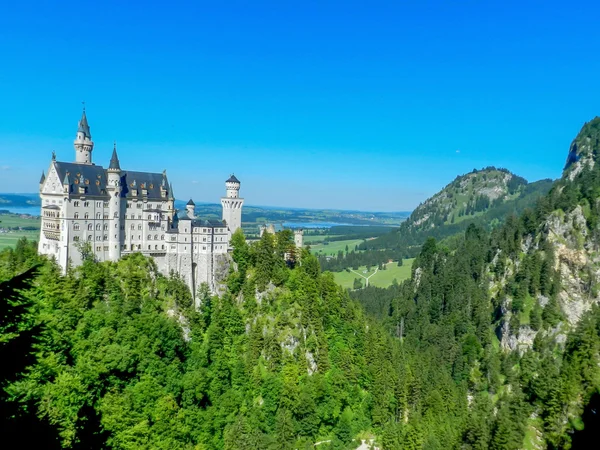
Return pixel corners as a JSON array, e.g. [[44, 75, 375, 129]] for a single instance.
[[350, 116, 600, 448], [360, 167, 552, 256], [0, 194, 40, 210]]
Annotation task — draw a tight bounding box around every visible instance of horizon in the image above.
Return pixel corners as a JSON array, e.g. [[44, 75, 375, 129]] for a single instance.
[[1, 1, 599, 211]]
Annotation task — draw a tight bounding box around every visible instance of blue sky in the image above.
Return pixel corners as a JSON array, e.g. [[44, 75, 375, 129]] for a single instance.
[[1, 0, 599, 211]]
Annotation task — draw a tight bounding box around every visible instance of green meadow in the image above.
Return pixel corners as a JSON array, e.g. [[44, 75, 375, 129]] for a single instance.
[[308, 238, 365, 256], [0, 214, 41, 250], [332, 259, 414, 289]]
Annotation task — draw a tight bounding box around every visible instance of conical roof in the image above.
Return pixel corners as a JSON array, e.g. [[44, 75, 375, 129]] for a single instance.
[[187, 199, 195, 206], [109, 144, 121, 170], [78, 109, 91, 139], [39, 171, 46, 184], [226, 174, 240, 183]]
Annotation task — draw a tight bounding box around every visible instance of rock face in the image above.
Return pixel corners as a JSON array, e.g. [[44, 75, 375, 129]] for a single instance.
[[546, 206, 600, 325], [499, 118, 600, 352]]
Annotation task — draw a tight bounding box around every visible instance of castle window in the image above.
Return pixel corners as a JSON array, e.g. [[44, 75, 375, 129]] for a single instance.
[[114, 212, 118, 218], [103, 202, 109, 208], [74, 201, 80, 207], [84, 213, 89, 219], [96, 213, 101, 219], [138, 225, 142, 230], [84, 202, 89, 207], [87, 235, 92, 241], [148, 245, 151, 250], [74, 236, 80, 241], [104, 214, 108, 219], [148, 215, 151, 220], [162, 245, 165, 250], [104, 224, 108, 230], [74, 212, 79, 219], [161, 235, 164, 240], [96, 201, 101, 208], [88, 224, 93, 231], [127, 203, 132, 208], [155, 245, 158, 250], [148, 235, 151, 240], [103, 235, 107, 241], [73, 223, 80, 230], [154, 234, 158, 240], [96, 224, 101, 231], [131, 224, 135, 230]]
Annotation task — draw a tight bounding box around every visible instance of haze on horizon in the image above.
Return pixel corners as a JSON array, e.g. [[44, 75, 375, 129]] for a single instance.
[[1, 0, 599, 211]]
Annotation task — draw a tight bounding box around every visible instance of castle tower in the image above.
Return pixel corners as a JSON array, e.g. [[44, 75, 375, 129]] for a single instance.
[[107, 143, 123, 261], [221, 174, 244, 235], [74, 108, 94, 164], [186, 199, 195, 218], [294, 229, 304, 249]]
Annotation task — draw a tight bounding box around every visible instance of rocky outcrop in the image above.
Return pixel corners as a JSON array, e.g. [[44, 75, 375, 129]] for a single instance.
[[545, 206, 600, 326]]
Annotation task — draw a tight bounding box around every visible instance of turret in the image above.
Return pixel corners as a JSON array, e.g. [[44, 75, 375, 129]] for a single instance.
[[294, 228, 304, 249], [221, 174, 244, 236], [225, 174, 241, 198], [63, 172, 71, 195], [74, 108, 94, 164], [39, 171, 45, 191], [107, 143, 123, 261], [186, 199, 195, 218]]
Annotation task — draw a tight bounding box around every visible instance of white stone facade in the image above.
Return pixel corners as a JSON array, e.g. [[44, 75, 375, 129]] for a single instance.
[[38, 110, 241, 296]]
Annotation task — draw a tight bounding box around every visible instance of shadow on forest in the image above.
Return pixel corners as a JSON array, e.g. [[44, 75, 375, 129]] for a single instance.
[[571, 391, 600, 448]]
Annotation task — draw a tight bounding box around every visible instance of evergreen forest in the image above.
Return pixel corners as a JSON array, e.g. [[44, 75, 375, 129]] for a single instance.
[[2, 119, 600, 449]]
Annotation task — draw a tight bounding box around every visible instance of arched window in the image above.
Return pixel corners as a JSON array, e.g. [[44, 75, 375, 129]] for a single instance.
[[87, 235, 92, 241], [114, 212, 118, 218], [148, 215, 152, 220], [96, 224, 101, 230], [73, 223, 80, 231], [161, 235, 164, 240], [148, 235, 152, 240], [154, 234, 158, 240], [74, 212, 79, 219], [88, 223, 93, 231], [84, 213, 89, 219], [148, 245, 151, 250], [131, 224, 135, 230], [96, 213, 101, 219]]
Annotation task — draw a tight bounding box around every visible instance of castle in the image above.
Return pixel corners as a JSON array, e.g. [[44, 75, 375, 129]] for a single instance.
[[38, 109, 244, 295]]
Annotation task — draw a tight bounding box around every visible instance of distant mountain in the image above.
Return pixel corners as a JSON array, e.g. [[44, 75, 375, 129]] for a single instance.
[[361, 167, 553, 256], [0, 194, 41, 208]]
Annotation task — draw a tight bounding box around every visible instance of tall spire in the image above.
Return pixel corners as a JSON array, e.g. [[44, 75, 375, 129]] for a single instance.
[[39, 171, 46, 184], [109, 141, 121, 170], [74, 105, 94, 164], [78, 107, 91, 139]]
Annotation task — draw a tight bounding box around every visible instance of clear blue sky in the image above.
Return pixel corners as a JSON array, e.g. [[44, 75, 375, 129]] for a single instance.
[[1, 0, 599, 211]]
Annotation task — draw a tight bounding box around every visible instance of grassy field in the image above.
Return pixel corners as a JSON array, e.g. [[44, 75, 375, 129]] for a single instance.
[[0, 214, 41, 250], [303, 234, 344, 245], [332, 259, 414, 289], [308, 239, 365, 256], [0, 230, 39, 250]]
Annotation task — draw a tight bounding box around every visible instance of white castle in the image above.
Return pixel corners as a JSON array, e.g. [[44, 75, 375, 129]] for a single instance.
[[38, 109, 244, 295]]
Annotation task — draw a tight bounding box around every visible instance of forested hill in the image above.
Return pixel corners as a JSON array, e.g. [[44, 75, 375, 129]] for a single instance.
[[360, 167, 552, 257], [352, 116, 600, 448]]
